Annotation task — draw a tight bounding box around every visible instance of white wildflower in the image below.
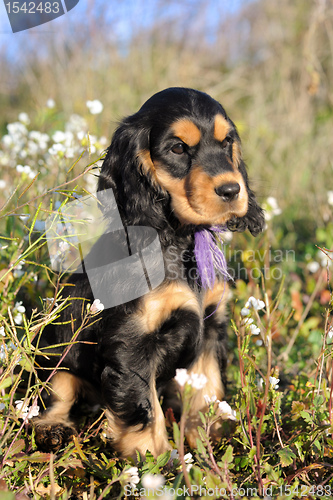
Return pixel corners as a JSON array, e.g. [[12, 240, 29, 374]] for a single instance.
[[257, 377, 264, 391], [242, 317, 254, 326], [13, 260, 24, 278], [141, 473, 165, 490], [7, 122, 28, 137], [0, 326, 5, 336], [189, 372, 207, 390], [66, 114, 87, 133], [48, 143, 66, 155], [16, 164, 36, 179], [256, 339, 263, 346], [269, 376, 280, 390], [320, 255, 332, 268], [245, 296, 265, 311], [0, 180, 6, 189], [307, 261, 320, 273], [15, 400, 39, 420], [174, 368, 190, 387], [65, 147, 75, 158], [328, 191, 333, 206], [46, 98, 55, 108], [204, 394, 218, 405], [218, 401, 237, 421], [184, 452, 194, 472], [86, 99, 103, 115], [0, 345, 7, 363], [52, 131, 67, 143], [14, 301, 26, 314], [90, 299, 105, 313], [174, 369, 207, 389], [18, 112, 30, 125], [249, 324, 260, 335], [124, 466, 140, 488], [264, 196, 282, 221], [2, 135, 13, 147], [14, 313, 23, 325], [221, 230, 233, 242], [328, 327, 333, 339], [170, 449, 179, 461], [241, 307, 250, 317], [0, 403, 5, 411]]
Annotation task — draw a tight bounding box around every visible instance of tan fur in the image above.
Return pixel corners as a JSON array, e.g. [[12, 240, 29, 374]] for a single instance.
[[36, 372, 82, 425], [185, 352, 225, 448], [138, 149, 159, 186], [232, 141, 242, 168], [203, 281, 229, 323], [171, 119, 201, 146], [214, 114, 231, 142], [105, 382, 171, 459], [135, 281, 200, 333], [154, 166, 248, 225]]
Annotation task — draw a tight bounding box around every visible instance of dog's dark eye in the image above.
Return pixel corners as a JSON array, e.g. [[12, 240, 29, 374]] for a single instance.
[[221, 136, 232, 149], [171, 143, 185, 155]]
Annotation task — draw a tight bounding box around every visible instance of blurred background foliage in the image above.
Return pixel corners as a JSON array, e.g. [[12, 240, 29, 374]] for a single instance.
[[0, 0, 332, 212]]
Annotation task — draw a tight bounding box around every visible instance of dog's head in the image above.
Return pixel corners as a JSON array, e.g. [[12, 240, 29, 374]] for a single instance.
[[98, 87, 264, 236]]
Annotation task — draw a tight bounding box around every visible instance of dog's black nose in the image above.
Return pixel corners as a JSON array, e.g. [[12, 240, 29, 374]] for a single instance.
[[215, 182, 240, 201]]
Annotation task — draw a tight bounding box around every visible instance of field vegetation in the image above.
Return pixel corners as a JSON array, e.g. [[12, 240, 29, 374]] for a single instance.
[[0, 0, 333, 498]]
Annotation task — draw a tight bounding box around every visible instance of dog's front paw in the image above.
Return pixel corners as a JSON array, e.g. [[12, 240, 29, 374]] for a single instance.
[[34, 421, 77, 452]]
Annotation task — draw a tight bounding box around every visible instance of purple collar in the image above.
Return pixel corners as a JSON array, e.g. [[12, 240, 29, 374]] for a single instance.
[[194, 226, 232, 289]]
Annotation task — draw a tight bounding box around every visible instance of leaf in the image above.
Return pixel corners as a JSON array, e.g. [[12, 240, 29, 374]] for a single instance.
[[5, 439, 25, 459], [173, 421, 180, 446], [0, 375, 18, 391], [291, 401, 305, 420], [14, 452, 51, 463], [172, 473, 183, 490], [277, 447, 296, 467], [146, 451, 171, 474], [73, 434, 88, 461], [313, 395, 324, 408], [248, 446, 257, 460], [197, 426, 208, 443], [295, 440, 305, 461], [221, 445, 233, 464], [196, 438, 208, 458], [300, 410, 313, 424], [199, 411, 206, 426], [313, 439, 322, 453]]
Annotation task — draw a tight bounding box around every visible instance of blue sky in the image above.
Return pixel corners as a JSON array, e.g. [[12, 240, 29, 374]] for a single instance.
[[0, 0, 250, 57]]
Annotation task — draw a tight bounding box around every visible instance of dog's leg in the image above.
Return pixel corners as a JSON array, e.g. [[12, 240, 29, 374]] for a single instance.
[[33, 371, 82, 452], [101, 281, 202, 459], [185, 281, 229, 448], [105, 378, 171, 459]]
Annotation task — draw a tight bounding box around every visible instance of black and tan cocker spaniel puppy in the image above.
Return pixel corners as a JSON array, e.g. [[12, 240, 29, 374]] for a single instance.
[[33, 87, 264, 458]]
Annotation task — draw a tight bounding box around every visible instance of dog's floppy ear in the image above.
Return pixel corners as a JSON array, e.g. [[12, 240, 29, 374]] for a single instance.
[[97, 116, 168, 227], [97, 117, 149, 193], [227, 160, 265, 236]]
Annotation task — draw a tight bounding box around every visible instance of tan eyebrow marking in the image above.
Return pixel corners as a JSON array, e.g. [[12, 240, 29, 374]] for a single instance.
[[214, 114, 231, 142], [171, 119, 201, 147]]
